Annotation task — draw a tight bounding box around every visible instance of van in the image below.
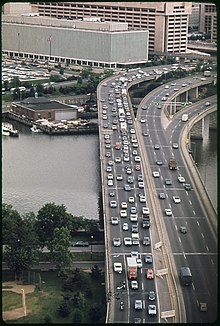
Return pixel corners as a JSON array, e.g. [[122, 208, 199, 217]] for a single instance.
[[114, 262, 122, 274], [142, 207, 150, 216], [132, 233, 139, 245]]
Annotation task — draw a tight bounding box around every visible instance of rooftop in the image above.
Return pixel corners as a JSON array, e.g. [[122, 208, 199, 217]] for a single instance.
[[20, 97, 77, 111]]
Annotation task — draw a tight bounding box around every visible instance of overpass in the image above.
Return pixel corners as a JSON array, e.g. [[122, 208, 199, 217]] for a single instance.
[[97, 66, 217, 323]]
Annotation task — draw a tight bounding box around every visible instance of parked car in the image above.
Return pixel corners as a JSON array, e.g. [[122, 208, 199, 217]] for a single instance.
[[73, 241, 89, 247]]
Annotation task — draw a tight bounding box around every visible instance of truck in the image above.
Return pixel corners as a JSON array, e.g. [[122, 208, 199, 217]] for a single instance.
[[180, 267, 192, 286], [182, 113, 188, 122], [127, 257, 138, 279], [204, 70, 211, 77], [114, 142, 121, 150], [168, 158, 177, 170]]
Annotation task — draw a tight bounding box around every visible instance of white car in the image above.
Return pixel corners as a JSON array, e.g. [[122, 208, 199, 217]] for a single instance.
[[135, 300, 143, 310], [165, 208, 172, 216], [131, 280, 138, 289], [111, 216, 119, 225], [173, 196, 181, 203], [108, 174, 113, 180], [122, 223, 129, 231], [116, 174, 123, 181], [136, 258, 142, 268], [114, 262, 122, 274], [138, 181, 144, 188], [108, 180, 113, 186], [130, 214, 138, 222], [121, 202, 127, 209], [178, 176, 186, 183], [148, 304, 157, 316], [134, 156, 141, 162], [129, 196, 135, 203], [124, 237, 132, 246], [140, 118, 146, 123], [152, 171, 160, 178], [110, 200, 117, 208], [113, 238, 121, 246], [139, 196, 146, 203], [120, 210, 127, 218]]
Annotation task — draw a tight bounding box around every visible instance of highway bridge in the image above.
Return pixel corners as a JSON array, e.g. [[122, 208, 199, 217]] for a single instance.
[[97, 66, 217, 323]]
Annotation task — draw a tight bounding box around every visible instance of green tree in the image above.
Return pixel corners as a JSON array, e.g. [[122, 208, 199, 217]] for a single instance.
[[59, 67, 64, 75], [48, 226, 72, 269], [35, 203, 72, 245], [57, 300, 70, 318], [36, 83, 44, 96], [72, 291, 85, 309], [88, 303, 102, 323], [91, 264, 103, 281], [2, 204, 39, 280], [72, 309, 83, 323], [11, 76, 21, 88]]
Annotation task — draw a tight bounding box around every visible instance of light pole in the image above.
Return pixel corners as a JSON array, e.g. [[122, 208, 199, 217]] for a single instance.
[[90, 235, 94, 260]]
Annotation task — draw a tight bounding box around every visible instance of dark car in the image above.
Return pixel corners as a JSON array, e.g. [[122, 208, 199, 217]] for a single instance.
[[73, 241, 89, 247], [184, 183, 191, 190]]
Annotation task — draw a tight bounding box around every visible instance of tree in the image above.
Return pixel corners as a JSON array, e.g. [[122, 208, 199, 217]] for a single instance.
[[72, 309, 83, 323], [91, 264, 103, 281], [57, 300, 70, 318], [35, 203, 72, 245], [2, 204, 39, 281], [36, 83, 44, 96], [88, 303, 102, 323], [59, 67, 64, 75], [48, 226, 72, 269], [72, 291, 85, 309]]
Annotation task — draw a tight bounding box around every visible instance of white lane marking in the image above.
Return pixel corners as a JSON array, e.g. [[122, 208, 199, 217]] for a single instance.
[[175, 224, 178, 230], [189, 200, 192, 205], [192, 283, 195, 291], [211, 259, 214, 265], [201, 233, 205, 238], [143, 300, 145, 310], [206, 245, 209, 252], [186, 191, 188, 196], [197, 221, 200, 226], [183, 253, 186, 259], [178, 237, 181, 243], [193, 210, 196, 215], [142, 282, 144, 291]]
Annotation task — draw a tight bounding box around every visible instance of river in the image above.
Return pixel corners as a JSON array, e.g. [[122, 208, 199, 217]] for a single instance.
[[2, 118, 217, 218]]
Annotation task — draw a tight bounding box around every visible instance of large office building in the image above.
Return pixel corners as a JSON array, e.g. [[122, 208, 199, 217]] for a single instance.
[[31, 1, 192, 54], [2, 14, 149, 68], [198, 2, 217, 43]]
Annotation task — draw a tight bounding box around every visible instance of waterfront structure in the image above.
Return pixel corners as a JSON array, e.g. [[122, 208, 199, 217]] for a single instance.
[[2, 14, 149, 68], [11, 96, 78, 122], [31, 1, 192, 54]]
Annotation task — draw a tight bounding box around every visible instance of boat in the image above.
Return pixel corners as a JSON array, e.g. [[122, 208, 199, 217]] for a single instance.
[[9, 128, 19, 137], [2, 124, 10, 136], [30, 124, 43, 133]]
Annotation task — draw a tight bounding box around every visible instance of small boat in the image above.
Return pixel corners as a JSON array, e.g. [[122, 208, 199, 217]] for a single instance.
[[2, 124, 10, 136], [9, 128, 19, 137], [30, 124, 43, 133]]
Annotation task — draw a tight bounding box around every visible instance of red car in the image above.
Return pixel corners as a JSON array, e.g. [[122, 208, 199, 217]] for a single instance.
[[146, 268, 154, 279], [135, 164, 141, 171]]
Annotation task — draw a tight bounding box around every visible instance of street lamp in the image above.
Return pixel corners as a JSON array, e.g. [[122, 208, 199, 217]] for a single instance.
[[90, 235, 94, 260]]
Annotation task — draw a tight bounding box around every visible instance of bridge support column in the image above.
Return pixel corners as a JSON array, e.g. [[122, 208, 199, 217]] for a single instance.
[[202, 115, 210, 141], [185, 90, 189, 103], [188, 87, 198, 100]]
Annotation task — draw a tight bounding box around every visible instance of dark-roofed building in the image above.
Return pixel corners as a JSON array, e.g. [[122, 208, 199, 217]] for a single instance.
[[11, 96, 78, 122]]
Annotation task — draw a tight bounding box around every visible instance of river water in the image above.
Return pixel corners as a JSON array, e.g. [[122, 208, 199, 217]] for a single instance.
[[2, 118, 217, 218]]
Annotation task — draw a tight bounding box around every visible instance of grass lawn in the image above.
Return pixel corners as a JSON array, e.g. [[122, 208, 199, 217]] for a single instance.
[[3, 292, 22, 311], [3, 271, 106, 324]]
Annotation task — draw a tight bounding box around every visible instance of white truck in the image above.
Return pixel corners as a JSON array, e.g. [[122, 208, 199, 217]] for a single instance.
[[120, 122, 127, 133], [127, 257, 138, 279], [182, 113, 188, 122]]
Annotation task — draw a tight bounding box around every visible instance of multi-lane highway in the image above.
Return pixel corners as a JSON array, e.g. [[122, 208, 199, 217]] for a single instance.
[[97, 66, 217, 323]]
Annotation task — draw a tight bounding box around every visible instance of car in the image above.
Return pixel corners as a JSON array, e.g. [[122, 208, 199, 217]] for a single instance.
[[130, 214, 138, 222], [153, 171, 160, 178], [132, 224, 138, 233], [108, 180, 113, 186], [154, 144, 160, 150], [165, 208, 172, 216], [134, 156, 141, 162], [136, 258, 142, 268], [139, 195, 146, 203], [127, 176, 134, 184], [199, 302, 207, 311], [148, 291, 156, 301], [165, 179, 172, 185], [102, 115, 107, 120], [111, 216, 119, 225], [156, 160, 163, 165], [159, 192, 166, 199], [133, 143, 138, 148], [106, 166, 112, 172], [184, 183, 191, 190], [130, 206, 137, 214], [131, 251, 139, 258], [165, 85, 169, 89], [143, 131, 149, 136], [143, 236, 150, 246], [131, 280, 139, 289], [121, 202, 127, 209], [148, 304, 157, 316], [142, 207, 150, 215], [140, 118, 146, 123], [138, 181, 144, 188], [146, 268, 154, 279], [110, 200, 117, 208], [129, 196, 135, 203], [123, 155, 130, 162], [130, 128, 135, 134], [104, 134, 110, 139], [113, 238, 121, 246], [173, 196, 181, 203], [73, 241, 89, 247], [105, 152, 111, 157], [182, 83, 187, 87], [108, 174, 113, 180], [132, 150, 138, 156], [108, 160, 113, 166], [115, 157, 121, 163], [116, 174, 123, 181], [120, 210, 127, 218], [114, 262, 122, 274], [135, 300, 143, 310], [122, 222, 129, 231], [126, 167, 132, 174], [162, 97, 167, 101], [124, 237, 132, 246], [180, 226, 187, 234], [109, 190, 115, 197], [178, 176, 186, 183], [172, 143, 179, 149], [135, 164, 141, 171], [124, 184, 131, 191], [205, 102, 210, 106], [105, 144, 111, 149], [144, 254, 153, 264]]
